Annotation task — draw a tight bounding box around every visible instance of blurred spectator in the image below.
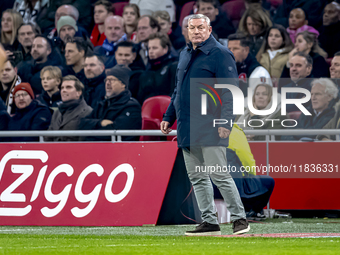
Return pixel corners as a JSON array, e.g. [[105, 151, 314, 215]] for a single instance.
[[153, 10, 186, 50], [136, 15, 160, 66], [280, 31, 329, 86], [94, 15, 127, 68], [130, 0, 175, 22], [273, 0, 329, 30], [83, 55, 106, 108], [90, 0, 114, 47], [137, 33, 177, 104], [238, 5, 272, 56], [45, 75, 92, 142], [45, 5, 88, 41], [37, 65, 62, 109], [330, 51, 340, 80], [37, 1, 92, 34], [237, 84, 286, 141], [256, 24, 294, 79], [279, 51, 313, 112], [122, 4, 140, 42], [196, 0, 235, 39], [0, 60, 21, 114], [286, 8, 319, 44], [114, 41, 144, 99], [0, 98, 10, 130], [79, 65, 142, 141], [1, 10, 23, 54], [181, 15, 190, 45], [17, 23, 40, 62], [6, 82, 52, 141], [13, 0, 49, 26], [17, 36, 54, 95], [62, 37, 87, 86], [293, 78, 338, 140], [319, 2, 340, 58], [228, 33, 271, 97], [0, 2, 15, 28]]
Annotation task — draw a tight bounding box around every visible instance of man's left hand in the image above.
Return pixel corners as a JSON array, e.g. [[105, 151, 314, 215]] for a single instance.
[[218, 127, 230, 139]]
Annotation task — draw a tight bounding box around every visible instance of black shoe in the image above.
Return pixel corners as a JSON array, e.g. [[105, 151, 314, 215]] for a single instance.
[[246, 210, 266, 221], [185, 222, 221, 236], [232, 218, 250, 235]]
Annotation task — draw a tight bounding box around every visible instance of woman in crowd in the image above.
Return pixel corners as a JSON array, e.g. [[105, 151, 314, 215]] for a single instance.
[[13, 0, 49, 26], [237, 83, 286, 141], [257, 24, 294, 79], [122, 4, 140, 42], [1, 9, 23, 49], [238, 5, 272, 56], [286, 8, 319, 44], [280, 31, 329, 82]]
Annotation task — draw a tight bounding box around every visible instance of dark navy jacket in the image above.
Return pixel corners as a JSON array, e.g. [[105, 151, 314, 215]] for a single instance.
[[163, 35, 239, 148], [0, 98, 10, 130], [84, 71, 106, 108]]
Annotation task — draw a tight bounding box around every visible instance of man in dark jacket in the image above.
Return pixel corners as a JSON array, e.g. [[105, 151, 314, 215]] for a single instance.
[[160, 14, 249, 236], [228, 33, 270, 97], [18, 36, 60, 95], [6, 82, 52, 142], [38, 66, 62, 109], [279, 52, 313, 112], [79, 65, 142, 141], [319, 2, 340, 58], [196, 0, 235, 39], [0, 98, 10, 130], [84, 55, 106, 108], [137, 33, 178, 104], [45, 75, 92, 142], [293, 78, 338, 140]]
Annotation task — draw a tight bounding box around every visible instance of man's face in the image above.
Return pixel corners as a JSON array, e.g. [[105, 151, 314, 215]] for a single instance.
[[105, 75, 125, 97], [65, 43, 84, 66], [137, 17, 158, 42], [115, 46, 136, 66], [323, 3, 340, 26], [188, 18, 212, 47], [0, 61, 17, 84], [289, 55, 312, 82], [330, 56, 340, 78], [289, 8, 307, 30], [156, 17, 172, 35], [197, 2, 218, 22], [14, 90, 32, 109], [104, 16, 125, 43], [60, 80, 81, 102], [228, 40, 248, 63], [55, 5, 75, 28], [41, 71, 60, 92], [94, 5, 110, 24], [31, 37, 51, 63], [59, 25, 76, 43], [182, 18, 189, 43], [84, 56, 104, 79], [148, 38, 168, 60], [18, 25, 35, 48], [311, 83, 332, 113]]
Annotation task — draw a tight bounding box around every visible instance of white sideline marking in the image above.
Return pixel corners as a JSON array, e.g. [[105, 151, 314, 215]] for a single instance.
[[0, 228, 42, 232]]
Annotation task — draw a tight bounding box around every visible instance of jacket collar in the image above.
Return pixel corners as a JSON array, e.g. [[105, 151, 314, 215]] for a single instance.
[[187, 35, 216, 55]]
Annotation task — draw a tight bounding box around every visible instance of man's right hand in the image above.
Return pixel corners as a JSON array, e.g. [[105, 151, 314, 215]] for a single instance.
[[101, 119, 114, 127], [160, 121, 172, 134]]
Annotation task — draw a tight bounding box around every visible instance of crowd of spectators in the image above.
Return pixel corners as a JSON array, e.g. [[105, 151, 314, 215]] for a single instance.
[[1, 0, 340, 142]]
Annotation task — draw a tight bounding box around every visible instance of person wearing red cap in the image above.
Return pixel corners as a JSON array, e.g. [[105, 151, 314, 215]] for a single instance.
[[5, 82, 52, 141]]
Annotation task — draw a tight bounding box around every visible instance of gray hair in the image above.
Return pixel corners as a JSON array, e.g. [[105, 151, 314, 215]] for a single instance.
[[311, 78, 339, 99], [182, 15, 192, 27], [188, 14, 210, 26]]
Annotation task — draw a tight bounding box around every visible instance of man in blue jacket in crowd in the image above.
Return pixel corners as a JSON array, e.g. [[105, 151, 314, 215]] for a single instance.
[[160, 14, 249, 236]]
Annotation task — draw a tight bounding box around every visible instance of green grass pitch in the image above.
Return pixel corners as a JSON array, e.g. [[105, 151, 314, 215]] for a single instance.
[[0, 219, 339, 255]]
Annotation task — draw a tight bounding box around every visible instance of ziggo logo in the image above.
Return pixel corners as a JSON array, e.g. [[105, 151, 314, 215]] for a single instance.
[[0, 150, 134, 218]]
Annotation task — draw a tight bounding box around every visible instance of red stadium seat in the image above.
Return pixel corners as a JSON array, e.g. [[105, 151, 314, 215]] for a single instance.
[[268, 0, 283, 8], [221, 0, 246, 28], [140, 96, 177, 141], [287, 111, 302, 120], [179, 1, 195, 26], [112, 2, 129, 16]]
